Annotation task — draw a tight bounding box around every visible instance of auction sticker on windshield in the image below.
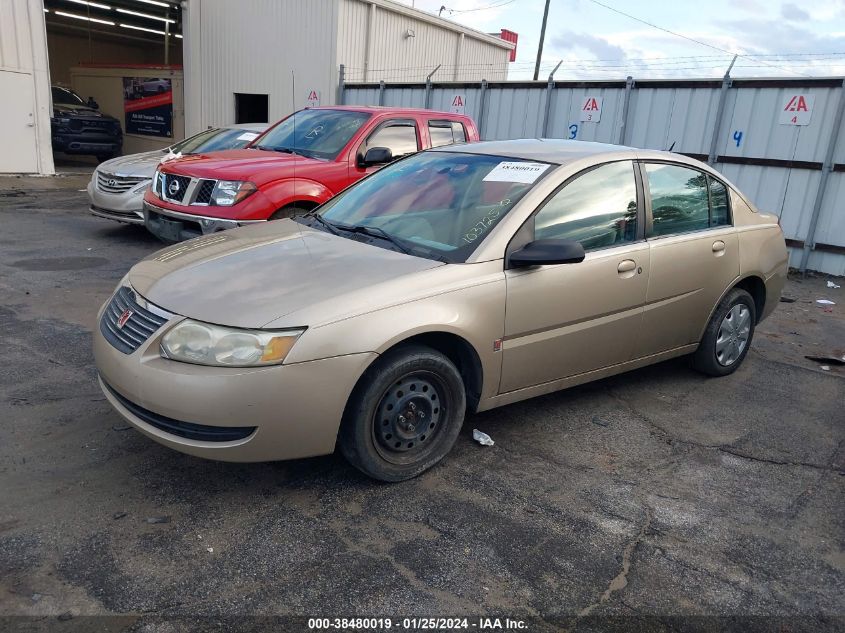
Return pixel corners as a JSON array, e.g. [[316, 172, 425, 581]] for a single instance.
[[483, 161, 550, 184]]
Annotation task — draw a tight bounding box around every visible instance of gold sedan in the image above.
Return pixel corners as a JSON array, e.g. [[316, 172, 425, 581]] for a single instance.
[[94, 139, 788, 481]]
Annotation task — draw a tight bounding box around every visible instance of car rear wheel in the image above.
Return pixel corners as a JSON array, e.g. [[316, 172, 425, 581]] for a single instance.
[[693, 287, 756, 376], [338, 345, 466, 482]]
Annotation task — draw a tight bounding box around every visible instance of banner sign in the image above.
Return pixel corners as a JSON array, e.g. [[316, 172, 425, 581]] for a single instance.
[[123, 77, 173, 137]]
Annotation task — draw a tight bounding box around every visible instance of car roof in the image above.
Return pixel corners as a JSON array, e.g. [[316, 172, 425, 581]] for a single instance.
[[307, 105, 473, 118], [223, 122, 271, 131], [431, 138, 638, 164]]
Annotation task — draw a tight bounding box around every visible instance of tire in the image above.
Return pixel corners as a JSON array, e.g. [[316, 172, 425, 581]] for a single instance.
[[338, 345, 466, 482], [692, 287, 756, 377], [270, 206, 310, 220]]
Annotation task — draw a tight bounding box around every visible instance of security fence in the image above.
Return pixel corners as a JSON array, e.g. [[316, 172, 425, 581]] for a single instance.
[[340, 69, 845, 276]]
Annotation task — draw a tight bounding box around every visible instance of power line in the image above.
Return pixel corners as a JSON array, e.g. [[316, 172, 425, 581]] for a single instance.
[[582, 0, 814, 77]]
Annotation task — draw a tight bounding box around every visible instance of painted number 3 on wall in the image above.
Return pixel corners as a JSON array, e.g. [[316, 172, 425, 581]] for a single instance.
[[569, 124, 578, 139]]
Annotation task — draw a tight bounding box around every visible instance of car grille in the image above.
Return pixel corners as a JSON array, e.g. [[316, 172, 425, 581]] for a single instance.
[[97, 171, 148, 194], [194, 179, 216, 204], [100, 286, 169, 354], [102, 381, 257, 442], [161, 173, 191, 202]]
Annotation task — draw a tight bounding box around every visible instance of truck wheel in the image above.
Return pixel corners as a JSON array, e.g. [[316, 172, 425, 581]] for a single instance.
[[270, 206, 310, 220], [692, 287, 756, 377], [338, 345, 466, 482]]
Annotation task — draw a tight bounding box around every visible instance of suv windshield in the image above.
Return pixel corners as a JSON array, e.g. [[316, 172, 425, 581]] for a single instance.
[[52, 86, 86, 107], [303, 151, 554, 263], [171, 127, 264, 154], [253, 109, 370, 160]]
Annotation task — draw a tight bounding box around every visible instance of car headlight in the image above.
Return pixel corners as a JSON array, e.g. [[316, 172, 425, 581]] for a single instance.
[[211, 180, 257, 206], [151, 169, 162, 198], [160, 319, 304, 367], [132, 179, 152, 193]]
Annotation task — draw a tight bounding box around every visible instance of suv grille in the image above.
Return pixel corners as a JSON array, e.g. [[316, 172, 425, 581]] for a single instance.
[[194, 179, 216, 204], [161, 173, 191, 202], [100, 286, 169, 354], [97, 172, 148, 194]]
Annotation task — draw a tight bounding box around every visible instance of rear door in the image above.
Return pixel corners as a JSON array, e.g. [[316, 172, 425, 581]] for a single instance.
[[500, 160, 650, 393], [634, 162, 739, 358]]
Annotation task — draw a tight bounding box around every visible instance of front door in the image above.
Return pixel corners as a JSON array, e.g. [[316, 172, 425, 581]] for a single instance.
[[351, 118, 420, 180], [500, 160, 650, 393]]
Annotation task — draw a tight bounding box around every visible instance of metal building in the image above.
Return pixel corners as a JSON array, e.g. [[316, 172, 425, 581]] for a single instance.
[[182, 0, 514, 135], [1, 0, 54, 175]]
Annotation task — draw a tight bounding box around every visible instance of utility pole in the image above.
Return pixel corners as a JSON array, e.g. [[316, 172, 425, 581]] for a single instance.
[[533, 0, 551, 81]]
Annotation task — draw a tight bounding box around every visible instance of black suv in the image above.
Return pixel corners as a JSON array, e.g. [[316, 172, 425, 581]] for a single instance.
[[51, 86, 122, 162]]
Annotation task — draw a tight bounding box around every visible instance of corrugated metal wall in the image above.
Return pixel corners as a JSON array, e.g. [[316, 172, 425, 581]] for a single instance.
[[0, 0, 54, 174], [337, 0, 510, 83], [343, 77, 845, 275], [183, 0, 340, 135]]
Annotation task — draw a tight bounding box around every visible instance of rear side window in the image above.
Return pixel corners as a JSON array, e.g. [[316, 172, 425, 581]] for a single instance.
[[428, 120, 467, 148], [645, 163, 731, 236], [363, 121, 419, 159], [533, 161, 639, 250]]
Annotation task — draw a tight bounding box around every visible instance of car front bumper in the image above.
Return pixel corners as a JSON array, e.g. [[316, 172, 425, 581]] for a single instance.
[[87, 180, 146, 225], [144, 201, 263, 241], [93, 291, 376, 462]]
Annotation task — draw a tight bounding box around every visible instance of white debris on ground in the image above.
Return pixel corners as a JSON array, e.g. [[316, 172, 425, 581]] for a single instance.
[[473, 429, 494, 446]]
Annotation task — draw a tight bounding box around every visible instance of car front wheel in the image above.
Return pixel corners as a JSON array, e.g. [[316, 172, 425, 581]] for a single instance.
[[693, 287, 756, 376], [339, 345, 466, 482]]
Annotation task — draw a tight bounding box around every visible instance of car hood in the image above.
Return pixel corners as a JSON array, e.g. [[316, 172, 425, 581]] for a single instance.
[[129, 220, 443, 329], [53, 103, 118, 120], [98, 150, 163, 178], [158, 148, 325, 183]]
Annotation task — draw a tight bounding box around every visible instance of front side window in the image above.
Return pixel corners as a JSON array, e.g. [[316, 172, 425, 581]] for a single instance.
[[645, 164, 712, 236], [362, 121, 419, 160], [533, 161, 639, 250], [305, 151, 554, 263], [253, 109, 371, 160]]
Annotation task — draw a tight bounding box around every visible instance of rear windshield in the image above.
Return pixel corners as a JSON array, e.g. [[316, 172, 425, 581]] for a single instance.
[[171, 128, 264, 154], [309, 151, 554, 263], [253, 109, 371, 160]]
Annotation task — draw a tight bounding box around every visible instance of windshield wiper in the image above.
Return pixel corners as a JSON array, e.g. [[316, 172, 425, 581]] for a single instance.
[[304, 212, 341, 235], [333, 223, 415, 256]]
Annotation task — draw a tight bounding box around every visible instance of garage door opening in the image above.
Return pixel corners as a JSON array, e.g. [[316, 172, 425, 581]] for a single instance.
[[235, 93, 269, 124]]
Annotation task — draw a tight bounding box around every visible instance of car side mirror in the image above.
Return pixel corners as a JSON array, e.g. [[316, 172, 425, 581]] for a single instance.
[[87, 97, 99, 109], [359, 146, 393, 167], [508, 239, 586, 268]]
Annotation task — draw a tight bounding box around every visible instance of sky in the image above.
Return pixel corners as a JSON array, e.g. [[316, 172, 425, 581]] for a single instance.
[[395, 0, 845, 80]]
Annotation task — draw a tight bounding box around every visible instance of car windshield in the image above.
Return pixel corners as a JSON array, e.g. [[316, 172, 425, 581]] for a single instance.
[[52, 86, 86, 107], [171, 127, 265, 154], [252, 109, 370, 160], [302, 151, 554, 263]]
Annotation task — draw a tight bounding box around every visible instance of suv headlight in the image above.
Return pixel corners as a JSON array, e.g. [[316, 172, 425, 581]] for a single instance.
[[151, 169, 162, 197], [160, 319, 304, 367], [211, 180, 257, 206]]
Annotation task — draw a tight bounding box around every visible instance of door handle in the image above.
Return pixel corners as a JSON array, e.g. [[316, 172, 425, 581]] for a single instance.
[[617, 259, 636, 274], [712, 240, 726, 253]]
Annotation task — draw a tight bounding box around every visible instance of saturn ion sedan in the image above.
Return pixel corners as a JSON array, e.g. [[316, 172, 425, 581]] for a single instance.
[[94, 139, 787, 481]]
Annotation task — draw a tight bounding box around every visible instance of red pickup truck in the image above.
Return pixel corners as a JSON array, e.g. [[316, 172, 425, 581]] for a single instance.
[[144, 106, 479, 241]]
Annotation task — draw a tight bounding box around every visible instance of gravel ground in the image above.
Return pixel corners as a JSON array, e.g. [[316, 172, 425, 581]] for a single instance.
[[1, 176, 843, 632]]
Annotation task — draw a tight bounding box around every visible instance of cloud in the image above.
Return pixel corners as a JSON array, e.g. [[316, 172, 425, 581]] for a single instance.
[[715, 18, 845, 54], [550, 30, 628, 60], [781, 3, 810, 21]]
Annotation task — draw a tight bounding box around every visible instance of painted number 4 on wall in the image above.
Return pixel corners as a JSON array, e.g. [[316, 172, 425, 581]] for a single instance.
[[779, 94, 814, 126]]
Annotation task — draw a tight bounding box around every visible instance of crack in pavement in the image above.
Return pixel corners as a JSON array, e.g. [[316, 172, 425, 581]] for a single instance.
[[607, 391, 842, 473], [568, 505, 653, 624]]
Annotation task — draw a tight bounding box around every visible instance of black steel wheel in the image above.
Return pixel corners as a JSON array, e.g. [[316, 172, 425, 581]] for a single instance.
[[339, 345, 466, 482]]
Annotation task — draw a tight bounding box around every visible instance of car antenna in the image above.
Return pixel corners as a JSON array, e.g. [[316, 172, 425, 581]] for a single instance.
[[666, 141, 676, 152], [292, 70, 297, 200]]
